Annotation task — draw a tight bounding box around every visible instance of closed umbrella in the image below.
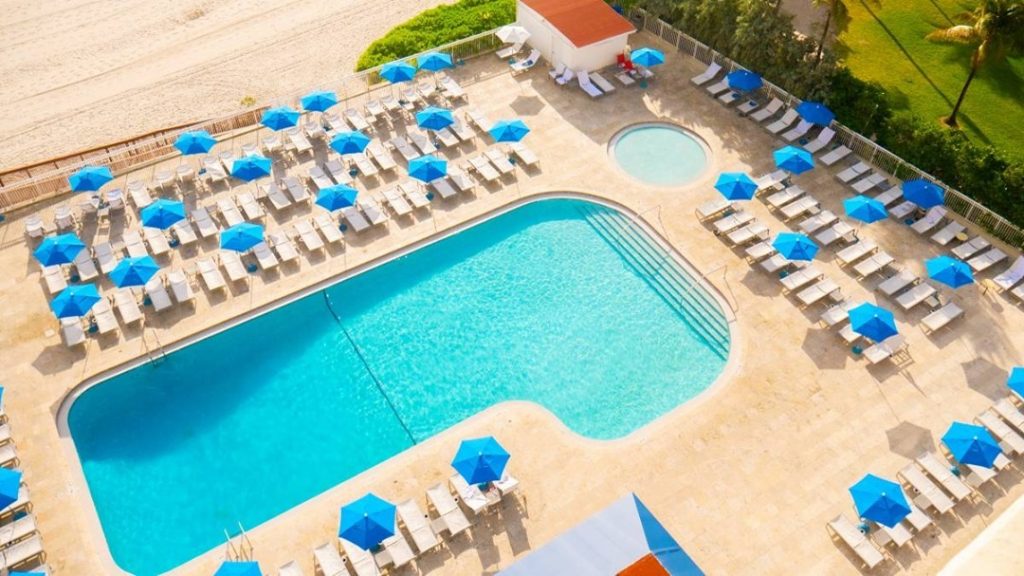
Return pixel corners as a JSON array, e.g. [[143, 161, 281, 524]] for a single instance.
[[848, 303, 898, 343], [69, 166, 113, 192], [339, 493, 396, 550], [942, 421, 1002, 468], [109, 256, 160, 288], [33, 233, 86, 266], [849, 473, 911, 528], [452, 436, 510, 484], [50, 284, 101, 318], [714, 172, 757, 201], [496, 25, 530, 45]]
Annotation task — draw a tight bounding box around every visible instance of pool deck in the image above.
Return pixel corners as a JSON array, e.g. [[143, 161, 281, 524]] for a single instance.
[[2, 31, 1024, 575]]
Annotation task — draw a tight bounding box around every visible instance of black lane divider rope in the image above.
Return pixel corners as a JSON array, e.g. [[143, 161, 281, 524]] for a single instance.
[[322, 290, 417, 445]]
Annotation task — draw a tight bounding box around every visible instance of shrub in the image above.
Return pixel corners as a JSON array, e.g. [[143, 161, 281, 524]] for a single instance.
[[356, 0, 516, 71]]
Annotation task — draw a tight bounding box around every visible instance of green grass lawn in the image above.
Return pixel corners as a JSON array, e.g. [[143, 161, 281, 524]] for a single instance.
[[838, 0, 1023, 158]]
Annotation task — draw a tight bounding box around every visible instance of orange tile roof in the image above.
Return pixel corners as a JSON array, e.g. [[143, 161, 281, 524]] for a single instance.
[[617, 553, 670, 576], [521, 0, 636, 47]]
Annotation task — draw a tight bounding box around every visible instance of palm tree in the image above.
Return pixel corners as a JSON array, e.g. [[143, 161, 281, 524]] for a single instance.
[[812, 0, 850, 64], [927, 0, 1024, 127]]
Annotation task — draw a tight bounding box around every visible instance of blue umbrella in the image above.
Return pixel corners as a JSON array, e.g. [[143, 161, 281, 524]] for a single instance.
[[772, 232, 818, 261], [330, 131, 371, 155], [0, 468, 22, 510], [33, 233, 86, 266], [902, 179, 945, 209], [8, 572, 47, 576], [261, 106, 300, 131], [773, 146, 815, 175], [796, 101, 835, 126], [1008, 367, 1024, 400], [417, 52, 453, 72], [943, 421, 1002, 468], [714, 172, 758, 201], [140, 199, 186, 230], [844, 195, 888, 224], [300, 90, 338, 113], [380, 61, 417, 84], [109, 256, 159, 288], [849, 473, 911, 528], [316, 185, 359, 212], [726, 70, 763, 92], [220, 223, 264, 252], [214, 561, 261, 576], [339, 493, 396, 550], [416, 107, 454, 131], [452, 436, 510, 484], [408, 155, 447, 183], [50, 284, 101, 318], [174, 130, 217, 156], [630, 47, 665, 68], [848, 303, 898, 343], [68, 166, 113, 192], [230, 155, 273, 182], [926, 256, 974, 289], [489, 119, 530, 143]]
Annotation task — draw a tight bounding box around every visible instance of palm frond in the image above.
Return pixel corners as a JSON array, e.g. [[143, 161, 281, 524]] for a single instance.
[[926, 25, 980, 45]]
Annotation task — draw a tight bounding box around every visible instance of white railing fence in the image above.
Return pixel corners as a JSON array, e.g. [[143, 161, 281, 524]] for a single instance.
[[632, 8, 1024, 248], [0, 30, 501, 213]]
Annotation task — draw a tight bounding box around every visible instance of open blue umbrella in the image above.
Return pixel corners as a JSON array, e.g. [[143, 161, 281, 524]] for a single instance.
[[380, 61, 417, 84], [1008, 367, 1024, 400], [301, 90, 338, 113], [220, 223, 264, 252], [231, 155, 273, 182], [174, 130, 217, 156], [261, 106, 300, 131], [489, 119, 530, 143], [316, 185, 359, 212], [902, 179, 944, 209], [943, 421, 1002, 468], [416, 107, 454, 131], [774, 146, 815, 175], [50, 284, 101, 318], [452, 436, 510, 484], [9, 572, 47, 576], [849, 303, 898, 343], [927, 256, 974, 289], [772, 232, 818, 261], [715, 172, 758, 201], [0, 468, 22, 510], [33, 233, 86, 266], [69, 165, 113, 192], [109, 256, 159, 288], [726, 70, 763, 92], [330, 131, 371, 155], [408, 155, 447, 183], [214, 561, 262, 576], [844, 195, 888, 224], [630, 47, 665, 67], [418, 52, 453, 72], [339, 493, 396, 550], [849, 474, 911, 528], [796, 101, 835, 126], [140, 199, 186, 230]]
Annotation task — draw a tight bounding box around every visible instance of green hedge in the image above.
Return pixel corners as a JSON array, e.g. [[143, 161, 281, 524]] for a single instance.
[[356, 0, 516, 71]]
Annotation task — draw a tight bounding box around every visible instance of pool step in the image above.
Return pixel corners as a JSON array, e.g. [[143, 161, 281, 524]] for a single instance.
[[578, 205, 730, 359]]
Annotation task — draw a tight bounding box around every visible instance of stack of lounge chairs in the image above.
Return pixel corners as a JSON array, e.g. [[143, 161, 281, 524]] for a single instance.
[[0, 413, 49, 573]]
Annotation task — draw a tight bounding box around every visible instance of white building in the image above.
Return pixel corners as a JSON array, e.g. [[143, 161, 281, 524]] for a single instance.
[[516, 0, 635, 72]]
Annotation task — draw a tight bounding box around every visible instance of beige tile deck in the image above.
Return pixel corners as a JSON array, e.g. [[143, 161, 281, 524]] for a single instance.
[[1, 32, 1023, 575]]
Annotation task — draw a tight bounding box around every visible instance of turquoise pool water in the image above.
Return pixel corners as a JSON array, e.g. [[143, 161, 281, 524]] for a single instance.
[[67, 199, 729, 575], [612, 124, 709, 186]]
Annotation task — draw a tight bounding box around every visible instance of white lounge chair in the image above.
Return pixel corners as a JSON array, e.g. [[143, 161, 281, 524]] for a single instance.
[[853, 252, 894, 278], [143, 227, 171, 257], [60, 317, 85, 346], [796, 279, 840, 307], [468, 155, 500, 182], [340, 538, 381, 576], [294, 220, 325, 252], [827, 514, 884, 569], [196, 258, 226, 291], [388, 137, 420, 162], [356, 197, 388, 226], [252, 242, 279, 271], [851, 173, 888, 194], [780, 267, 823, 292], [712, 211, 754, 234], [922, 302, 963, 333], [815, 222, 856, 247], [367, 142, 398, 171], [448, 165, 477, 193], [889, 200, 918, 220], [282, 176, 309, 203], [968, 248, 1007, 273], [704, 77, 730, 96], [430, 177, 457, 200], [549, 62, 566, 80], [485, 148, 515, 175], [314, 213, 345, 244], [993, 398, 1024, 436], [895, 282, 938, 311], [144, 277, 173, 312], [71, 248, 99, 282], [952, 236, 990, 260], [191, 207, 219, 239], [440, 76, 467, 101], [755, 169, 788, 192], [397, 499, 441, 554], [286, 127, 313, 154], [0, 534, 44, 571], [690, 62, 722, 86], [736, 98, 760, 115], [931, 220, 966, 245], [237, 192, 265, 221], [426, 483, 471, 537], [977, 410, 1024, 455], [344, 108, 371, 132], [307, 165, 335, 192], [351, 153, 378, 178], [466, 108, 493, 132], [324, 159, 354, 185], [726, 222, 769, 246], [167, 270, 195, 304], [122, 230, 149, 258], [765, 109, 799, 134], [278, 560, 303, 576], [781, 196, 820, 221], [782, 120, 813, 142], [268, 232, 300, 264], [171, 220, 198, 247], [803, 128, 836, 153], [379, 532, 415, 569], [577, 72, 603, 98], [836, 240, 878, 267], [336, 206, 368, 233], [91, 298, 118, 334], [994, 256, 1024, 291], [216, 199, 244, 228], [878, 271, 917, 298], [820, 145, 853, 166], [874, 188, 903, 208], [911, 206, 947, 234], [0, 514, 36, 550], [313, 542, 347, 576], [220, 251, 248, 282], [696, 198, 733, 221], [408, 130, 437, 156], [510, 49, 540, 73], [836, 162, 870, 184], [398, 181, 429, 209], [590, 71, 616, 93], [863, 334, 907, 364], [496, 42, 523, 60], [449, 117, 475, 141], [745, 241, 776, 262], [750, 98, 784, 122], [899, 463, 954, 514], [799, 210, 838, 235], [916, 452, 972, 501], [113, 289, 143, 325], [556, 68, 576, 86], [381, 188, 413, 216], [127, 180, 153, 209]]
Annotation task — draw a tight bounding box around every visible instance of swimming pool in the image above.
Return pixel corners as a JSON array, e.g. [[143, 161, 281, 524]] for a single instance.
[[611, 123, 709, 186], [65, 198, 730, 575]]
